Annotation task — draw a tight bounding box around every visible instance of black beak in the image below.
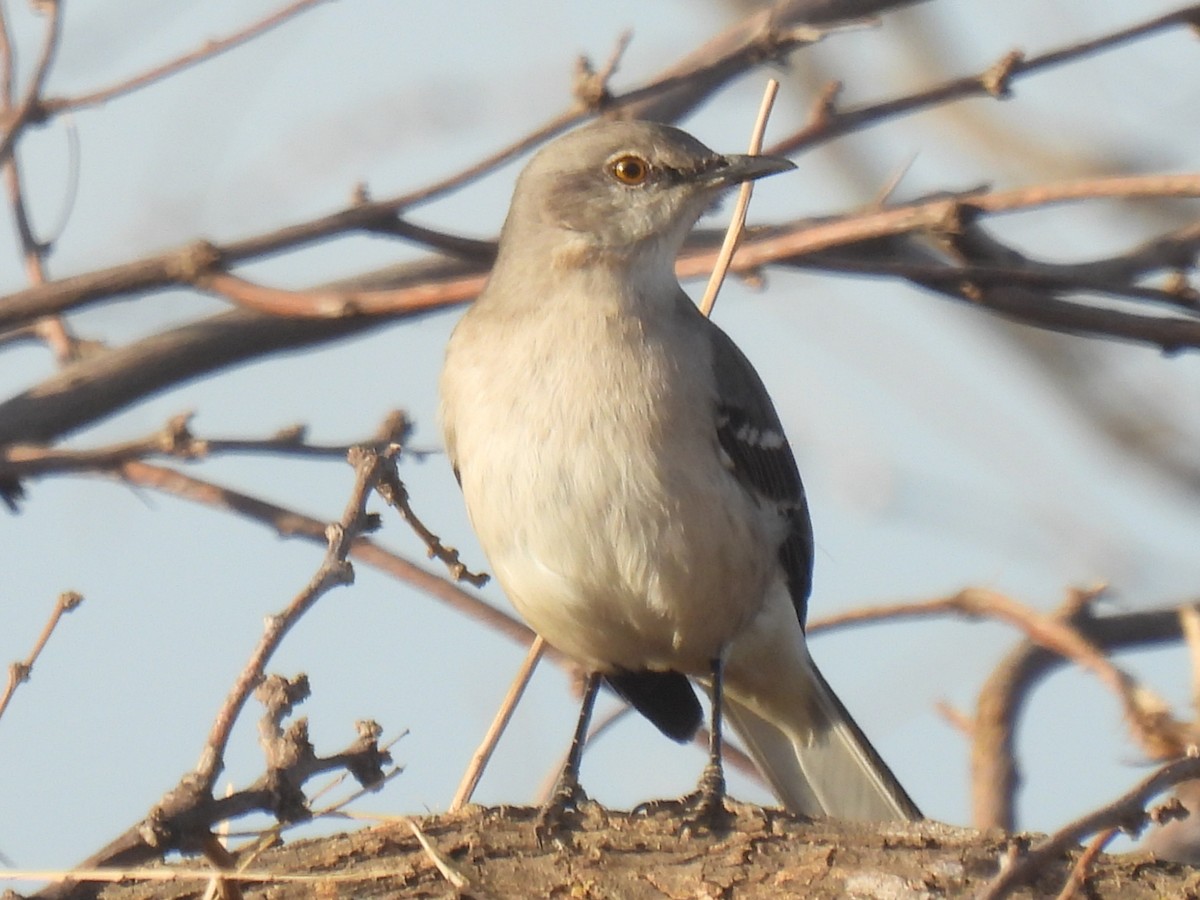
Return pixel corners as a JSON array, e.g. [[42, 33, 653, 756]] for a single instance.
[[710, 153, 795, 187]]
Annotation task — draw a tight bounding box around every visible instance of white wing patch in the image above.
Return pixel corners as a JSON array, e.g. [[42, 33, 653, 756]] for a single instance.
[[733, 422, 786, 450]]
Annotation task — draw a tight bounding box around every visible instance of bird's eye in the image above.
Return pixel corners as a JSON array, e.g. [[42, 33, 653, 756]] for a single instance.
[[609, 154, 650, 185]]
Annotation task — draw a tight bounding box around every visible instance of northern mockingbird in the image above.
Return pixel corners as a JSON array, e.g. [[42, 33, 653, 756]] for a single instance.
[[440, 119, 920, 827]]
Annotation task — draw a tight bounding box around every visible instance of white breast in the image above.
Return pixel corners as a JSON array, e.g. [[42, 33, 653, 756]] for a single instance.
[[441, 291, 783, 676]]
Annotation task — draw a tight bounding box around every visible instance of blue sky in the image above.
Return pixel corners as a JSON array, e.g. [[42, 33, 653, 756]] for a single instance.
[[2, 0, 1199, 882]]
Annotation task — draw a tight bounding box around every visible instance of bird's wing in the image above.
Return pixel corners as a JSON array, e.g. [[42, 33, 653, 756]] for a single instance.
[[706, 316, 921, 822], [707, 320, 815, 623]]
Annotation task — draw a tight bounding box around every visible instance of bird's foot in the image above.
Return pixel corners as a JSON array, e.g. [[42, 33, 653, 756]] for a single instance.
[[536, 774, 589, 847], [678, 762, 732, 835], [633, 763, 732, 835]]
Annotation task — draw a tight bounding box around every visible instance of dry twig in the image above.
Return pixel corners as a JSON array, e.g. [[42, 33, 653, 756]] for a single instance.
[[979, 756, 1200, 899], [1053, 826, 1118, 900], [0, 0, 62, 167], [699, 78, 781, 317], [450, 636, 546, 812], [0, 590, 82, 724], [40, 0, 331, 116], [810, 587, 1198, 829]]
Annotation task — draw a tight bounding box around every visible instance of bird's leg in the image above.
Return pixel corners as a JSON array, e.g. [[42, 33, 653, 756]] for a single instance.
[[681, 657, 732, 832], [537, 671, 600, 842]]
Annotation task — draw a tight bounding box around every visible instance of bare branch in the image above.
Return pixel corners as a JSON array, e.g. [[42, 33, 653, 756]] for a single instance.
[[1054, 827, 1119, 900], [39, 0, 332, 116], [114, 458, 540, 652], [374, 456, 490, 588], [0, 413, 378, 481], [0, 3, 916, 330], [0, 0, 62, 168], [197, 269, 486, 319], [451, 636, 546, 812], [192, 447, 385, 789], [809, 588, 1200, 830], [0, 590, 82, 724], [979, 756, 1200, 900], [769, 3, 1200, 154]]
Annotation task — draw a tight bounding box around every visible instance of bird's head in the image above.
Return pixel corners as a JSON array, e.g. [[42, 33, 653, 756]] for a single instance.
[[498, 120, 794, 270]]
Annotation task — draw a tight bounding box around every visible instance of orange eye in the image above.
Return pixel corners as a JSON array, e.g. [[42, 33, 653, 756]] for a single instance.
[[610, 154, 650, 185]]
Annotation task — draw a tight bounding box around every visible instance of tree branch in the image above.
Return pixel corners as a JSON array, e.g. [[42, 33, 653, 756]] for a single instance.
[[0, 0, 62, 168], [769, 3, 1200, 154], [39, 0, 332, 116]]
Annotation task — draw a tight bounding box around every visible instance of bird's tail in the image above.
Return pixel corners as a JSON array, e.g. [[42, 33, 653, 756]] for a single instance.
[[722, 645, 920, 821]]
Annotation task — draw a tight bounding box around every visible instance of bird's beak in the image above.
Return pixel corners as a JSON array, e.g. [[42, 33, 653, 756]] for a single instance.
[[710, 153, 795, 186]]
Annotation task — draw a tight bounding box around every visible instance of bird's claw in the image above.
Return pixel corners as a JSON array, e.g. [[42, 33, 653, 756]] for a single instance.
[[678, 762, 732, 835], [536, 775, 589, 847], [632, 763, 732, 835]]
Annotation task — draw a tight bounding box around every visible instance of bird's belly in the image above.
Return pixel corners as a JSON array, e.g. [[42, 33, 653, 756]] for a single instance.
[[463, 420, 780, 675]]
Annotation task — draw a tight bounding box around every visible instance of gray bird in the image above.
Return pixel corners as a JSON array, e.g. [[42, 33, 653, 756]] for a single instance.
[[440, 119, 920, 826]]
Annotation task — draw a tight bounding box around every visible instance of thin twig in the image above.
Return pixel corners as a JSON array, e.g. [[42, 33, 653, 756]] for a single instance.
[[197, 269, 486, 319], [198, 834, 242, 900], [768, 3, 1200, 155], [572, 29, 633, 108], [0, 412, 429, 483], [372, 446, 490, 588], [1053, 826, 1118, 900], [40, 0, 331, 115], [699, 78, 781, 317], [116, 459, 541, 651], [406, 819, 472, 890], [934, 699, 974, 737], [978, 756, 1200, 900], [193, 446, 387, 788], [450, 636, 546, 811], [0, 0, 79, 363], [0, 590, 83, 724], [0, 0, 63, 168], [2, 865, 421, 888]]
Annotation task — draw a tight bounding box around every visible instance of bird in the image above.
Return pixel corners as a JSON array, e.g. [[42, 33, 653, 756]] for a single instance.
[[439, 118, 920, 828]]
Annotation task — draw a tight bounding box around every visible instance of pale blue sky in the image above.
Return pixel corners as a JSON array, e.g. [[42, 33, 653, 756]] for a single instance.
[[2, 0, 1199, 882]]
